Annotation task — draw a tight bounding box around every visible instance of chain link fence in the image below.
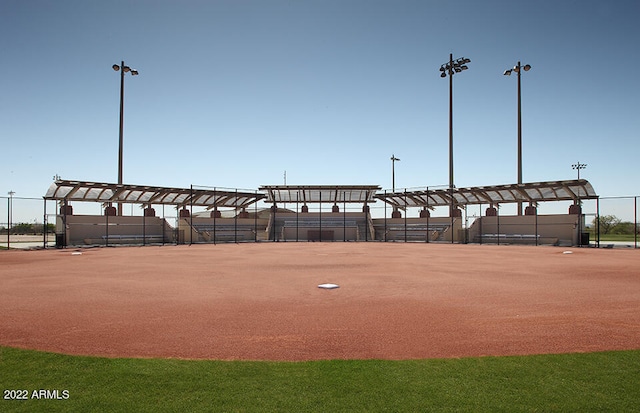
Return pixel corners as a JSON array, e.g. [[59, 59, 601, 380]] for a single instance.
[[2, 195, 638, 249]]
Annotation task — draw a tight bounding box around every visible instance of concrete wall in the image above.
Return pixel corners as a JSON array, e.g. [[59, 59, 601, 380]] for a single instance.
[[468, 214, 585, 246], [55, 211, 584, 247], [58, 215, 171, 246]]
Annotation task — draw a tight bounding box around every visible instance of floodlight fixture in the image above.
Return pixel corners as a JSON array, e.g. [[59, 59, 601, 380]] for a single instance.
[[572, 161, 587, 179], [439, 55, 471, 77]]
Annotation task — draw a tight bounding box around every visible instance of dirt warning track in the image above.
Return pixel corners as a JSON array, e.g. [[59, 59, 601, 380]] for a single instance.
[[1, 243, 639, 361]]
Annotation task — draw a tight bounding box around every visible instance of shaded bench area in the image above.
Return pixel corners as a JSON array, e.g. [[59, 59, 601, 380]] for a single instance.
[[272, 214, 367, 241], [371, 217, 458, 243], [45, 180, 600, 247], [182, 217, 268, 244]]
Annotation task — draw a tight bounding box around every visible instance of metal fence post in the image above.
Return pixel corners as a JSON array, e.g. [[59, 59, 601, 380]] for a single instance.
[[343, 191, 346, 242], [384, 190, 387, 242], [6, 195, 10, 249], [404, 189, 407, 243], [497, 203, 500, 245], [426, 187, 430, 243]]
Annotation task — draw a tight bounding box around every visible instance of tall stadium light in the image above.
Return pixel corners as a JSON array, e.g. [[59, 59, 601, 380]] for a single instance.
[[439, 54, 471, 239], [504, 62, 531, 215], [390, 154, 400, 192], [572, 161, 587, 179], [112, 61, 139, 215]]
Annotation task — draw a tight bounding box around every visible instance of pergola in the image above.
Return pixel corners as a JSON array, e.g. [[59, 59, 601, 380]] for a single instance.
[[45, 180, 266, 210], [375, 179, 597, 210]]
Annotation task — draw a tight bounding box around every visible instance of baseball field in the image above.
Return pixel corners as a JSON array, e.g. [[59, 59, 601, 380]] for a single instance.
[[1, 243, 639, 411]]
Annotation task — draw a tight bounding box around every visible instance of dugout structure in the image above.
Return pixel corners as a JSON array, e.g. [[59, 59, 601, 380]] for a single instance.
[[44, 179, 598, 247], [45, 180, 265, 246], [376, 179, 598, 245], [260, 185, 381, 241]]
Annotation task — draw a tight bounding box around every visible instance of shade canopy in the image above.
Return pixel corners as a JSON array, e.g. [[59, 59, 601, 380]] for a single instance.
[[45, 180, 598, 212], [259, 185, 381, 204], [45, 180, 265, 210], [376, 180, 597, 209]]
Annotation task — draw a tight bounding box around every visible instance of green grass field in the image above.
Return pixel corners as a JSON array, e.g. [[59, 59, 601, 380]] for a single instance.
[[2, 347, 639, 412], [592, 233, 639, 242]]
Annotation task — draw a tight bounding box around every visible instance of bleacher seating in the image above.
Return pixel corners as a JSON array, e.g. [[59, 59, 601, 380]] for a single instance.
[[380, 223, 451, 242], [270, 214, 369, 241], [82, 234, 167, 245]]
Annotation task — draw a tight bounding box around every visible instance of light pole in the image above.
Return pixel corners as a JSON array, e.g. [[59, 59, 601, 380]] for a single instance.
[[439, 54, 470, 241], [112, 61, 139, 215], [390, 154, 400, 192], [390, 154, 401, 218], [504, 61, 531, 215], [571, 161, 587, 245], [572, 161, 587, 179]]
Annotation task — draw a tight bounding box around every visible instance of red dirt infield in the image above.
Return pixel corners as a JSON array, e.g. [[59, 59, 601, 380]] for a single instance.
[[1, 243, 639, 361]]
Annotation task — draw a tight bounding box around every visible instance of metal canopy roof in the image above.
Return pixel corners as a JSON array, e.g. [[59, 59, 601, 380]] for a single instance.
[[259, 185, 381, 204], [45, 180, 265, 209], [45, 180, 597, 211], [376, 180, 597, 209]]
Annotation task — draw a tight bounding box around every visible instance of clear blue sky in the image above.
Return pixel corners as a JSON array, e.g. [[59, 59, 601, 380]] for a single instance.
[[2, 0, 639, 220]]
